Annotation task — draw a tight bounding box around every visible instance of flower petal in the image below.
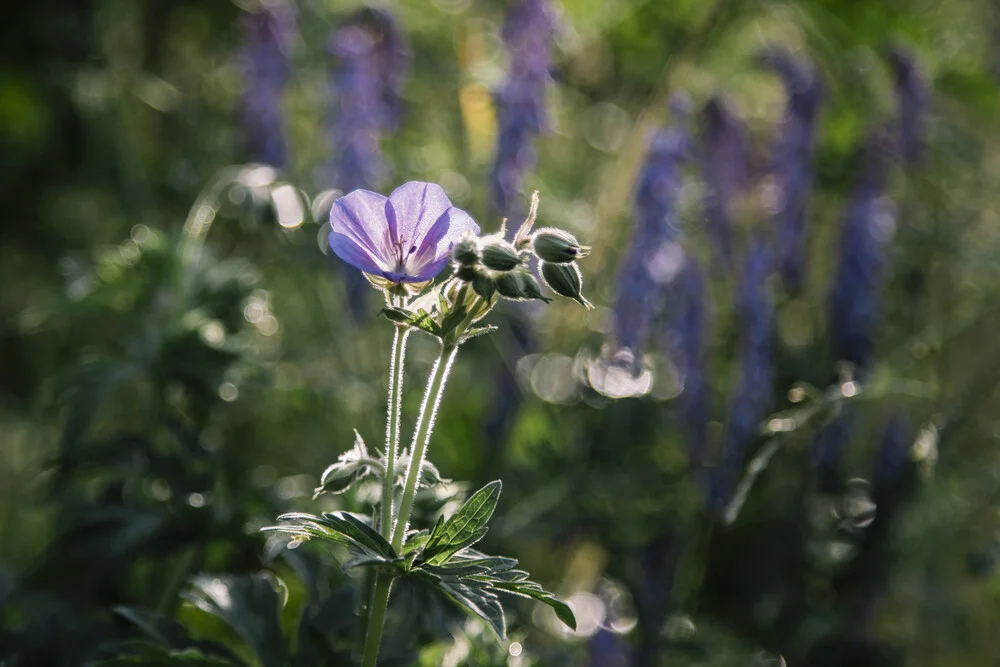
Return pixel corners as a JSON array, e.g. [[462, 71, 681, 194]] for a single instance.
[[407, 206, 482, 281], [330, 189, 393, 265], [385, 182, 453, 249], [329, 231, 387, 274]]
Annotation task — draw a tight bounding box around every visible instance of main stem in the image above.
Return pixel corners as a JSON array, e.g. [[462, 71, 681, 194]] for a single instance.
[[380, 324, 408, 537], [361, 343, 457, 667], [361, 574, 392, 667], [391, 344, 459, 550]]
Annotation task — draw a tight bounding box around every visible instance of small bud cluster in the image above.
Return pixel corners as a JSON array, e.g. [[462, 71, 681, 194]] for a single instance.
[[450, 193, 593, 309]]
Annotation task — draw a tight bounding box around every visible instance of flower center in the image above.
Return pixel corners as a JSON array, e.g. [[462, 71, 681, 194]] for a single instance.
[[391, 239, 420, 275]]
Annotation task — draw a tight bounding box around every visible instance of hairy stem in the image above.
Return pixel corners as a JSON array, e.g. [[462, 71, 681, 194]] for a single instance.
[[391, 344, 459, 551], [361, 573, 392, 667], [381, 324, 409, 537]]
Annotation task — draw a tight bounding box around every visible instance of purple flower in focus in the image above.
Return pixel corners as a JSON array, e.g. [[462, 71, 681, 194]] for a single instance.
[[760, 49, 824, 292], [490, 0, 558, 216], [713, 238, 774, 509], [700, 96, 749, 269], [887, 47, 928, 167], [328, 182, 480, 293], [613, 103, 690, 355], [830, 129, 894, 372], [239, 2, 297, 167]]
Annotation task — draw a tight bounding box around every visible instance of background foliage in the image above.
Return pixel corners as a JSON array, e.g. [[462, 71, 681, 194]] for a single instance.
[[3, 0, 1000, 665]]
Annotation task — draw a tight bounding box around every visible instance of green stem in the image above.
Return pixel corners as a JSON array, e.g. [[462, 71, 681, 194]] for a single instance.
[[361, 573, 392, 667], [380, 324, 409, 537], [391, 345, 459, 551]]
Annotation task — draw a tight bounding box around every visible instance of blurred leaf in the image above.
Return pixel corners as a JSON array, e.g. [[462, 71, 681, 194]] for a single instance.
[[182, 574, 288, 667], [93, 641, 246, 666]]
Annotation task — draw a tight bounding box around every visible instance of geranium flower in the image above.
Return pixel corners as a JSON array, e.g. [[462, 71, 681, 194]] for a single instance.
[[328, 181, 480, 295]]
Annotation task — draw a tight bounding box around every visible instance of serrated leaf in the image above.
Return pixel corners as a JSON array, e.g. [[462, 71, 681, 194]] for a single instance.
[[437, 580, 507, 641], [493, 581, 577, 630], [423, 481, 501, 565], [262, 511, 396, 563]]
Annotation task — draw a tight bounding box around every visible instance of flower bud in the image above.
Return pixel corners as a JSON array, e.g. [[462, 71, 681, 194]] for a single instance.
[[451, 235, 480, 266], [540, 261, 593, 309], [454, 263, 479, 282], [480, 240, 522, 272], [496, 269, 550, 302], [532, 228, 591, 264], [472, 273, 496, 301]]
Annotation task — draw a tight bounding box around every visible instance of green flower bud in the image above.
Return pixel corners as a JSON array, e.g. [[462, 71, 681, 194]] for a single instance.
[[480, 240, 522, 272], [531, 228, 591, 264], [496, 269, 551, 302], [454, 263, 479, 282], [472, 273, 496, 301], [451, 235, 480, 266], [540, 261, 593, 309]]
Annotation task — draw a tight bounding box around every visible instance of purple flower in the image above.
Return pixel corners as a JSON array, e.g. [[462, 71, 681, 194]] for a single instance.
[[328, 8, 410, 193], [613, 103, 690, 354], [760, 48, 824, 292], [700, 96, 749, 268], [830, 129, 894, 372], [712, 238, 774, 509], [238, 2, 297, 167], [328, 182, 480, 292], [887, 47, 928, 167], [672, 259, 710, 479], [490, 0, 558, 216]]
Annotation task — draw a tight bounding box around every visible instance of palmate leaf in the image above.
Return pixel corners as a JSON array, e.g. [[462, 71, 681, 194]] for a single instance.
[[422, 481, 501, 565], [403, 481, 576, 640]]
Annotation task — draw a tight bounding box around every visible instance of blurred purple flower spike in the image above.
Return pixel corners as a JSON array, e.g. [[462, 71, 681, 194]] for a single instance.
[[887, 46, 928, 167], [490, 0, 558, 216], [830, 129, 894, 372], [328, 182, 480, 295], [239, 1, 298, 167], [713, 238, 774, 510], [613, 98, 691, 355], [328, 7, 410, 192], [759, 48, 824, 292], [700, 96, 749, 269]]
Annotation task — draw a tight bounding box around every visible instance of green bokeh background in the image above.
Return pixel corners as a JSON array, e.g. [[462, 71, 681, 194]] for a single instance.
[[4, 0, 1000, 665]]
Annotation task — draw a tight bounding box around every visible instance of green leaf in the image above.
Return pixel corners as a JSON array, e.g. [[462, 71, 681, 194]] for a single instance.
[[380, 307, 412, 324], [436, 580, 507, 641], [182, 574, 288, 667], [493, 580, 577, 630], [423, 481, 501, 565], [459, 325, 498, 344], [262, 511, 397, 564], [93, 642, 245, 666]]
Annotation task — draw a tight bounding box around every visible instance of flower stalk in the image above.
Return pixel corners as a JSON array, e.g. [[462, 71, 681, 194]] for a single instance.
[[391, 344, 459, 549], [380, 320, 409, 537]]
